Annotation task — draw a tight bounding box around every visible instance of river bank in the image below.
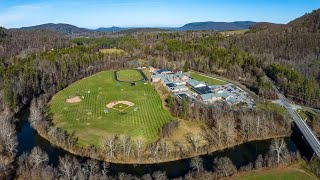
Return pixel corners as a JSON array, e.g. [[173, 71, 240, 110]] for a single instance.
[[31, 118, 290, 164], [16, 109, 298, 178]]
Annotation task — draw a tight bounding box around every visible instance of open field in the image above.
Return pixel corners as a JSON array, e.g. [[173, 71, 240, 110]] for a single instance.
[[99, 48, 127, 55], [189, 72, 227, 85], [49, 70, 172, 147], [232, 162, 317, 180], [116, 69, 144, 82], [220, 29, 249, 36]]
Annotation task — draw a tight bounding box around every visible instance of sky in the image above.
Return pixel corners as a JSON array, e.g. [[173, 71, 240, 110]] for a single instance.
[[0, 0, 319, 29]]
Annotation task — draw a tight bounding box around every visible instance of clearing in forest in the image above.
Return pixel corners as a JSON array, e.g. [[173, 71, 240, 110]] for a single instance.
[[99, 48, 127, 55], [49, 70, 172, 147], [189, 72, 227, 85]]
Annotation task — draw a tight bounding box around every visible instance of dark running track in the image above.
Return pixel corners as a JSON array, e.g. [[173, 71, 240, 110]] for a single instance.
[[114, 69, 149, 83]]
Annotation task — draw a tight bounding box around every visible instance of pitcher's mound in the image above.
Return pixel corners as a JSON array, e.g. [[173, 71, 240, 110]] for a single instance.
[[106, 101, 134, 111], [66, 96, 82, 104]]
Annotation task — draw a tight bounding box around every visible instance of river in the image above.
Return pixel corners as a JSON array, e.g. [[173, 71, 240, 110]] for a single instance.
[[16, 108, 298, 179]]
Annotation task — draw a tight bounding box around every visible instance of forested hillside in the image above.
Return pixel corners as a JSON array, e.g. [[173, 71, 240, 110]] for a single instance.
[[0, 28, 70, 58], [222, 9, 320, 108], [225, 9, 320, 79], [1, 9, 320, 115], [1, 8, 320, 179], [18, 23, 92, 34], [177, 21, 256, 31]]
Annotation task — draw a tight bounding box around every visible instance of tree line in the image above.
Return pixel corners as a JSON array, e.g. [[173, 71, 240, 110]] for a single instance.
[[1, 137, 312, 180]]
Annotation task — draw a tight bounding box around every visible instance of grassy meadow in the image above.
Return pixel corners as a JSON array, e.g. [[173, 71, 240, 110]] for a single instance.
[[117, 69, 143, 82], [99, 48, 127, 55], [234, 162, 317, 180], [189, 72, 227, 85], [49, 70, 172, 147]]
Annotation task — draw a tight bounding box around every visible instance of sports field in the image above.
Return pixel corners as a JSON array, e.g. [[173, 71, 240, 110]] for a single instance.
[[117, 69, 143, 82], [189, 72, 227, 85], [49, 70, 172, 147]]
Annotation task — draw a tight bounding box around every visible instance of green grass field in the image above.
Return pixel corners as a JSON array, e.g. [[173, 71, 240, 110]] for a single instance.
[[49, 70, 172, 147], [99, 48, 127, 55], [117, 69, 143, 82], [189, 72, 227, 85], [235, 162, 317, 180], [237, 170, 314, 180]]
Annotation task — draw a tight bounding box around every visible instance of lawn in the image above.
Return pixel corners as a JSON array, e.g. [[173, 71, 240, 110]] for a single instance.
[[189, 72, 227, 85], [237, 170, 314, 180], [117, 69, 144, 82], [234, 162, 317, 180], [220, 29, 249, 36], [49, 70, 172, 147]]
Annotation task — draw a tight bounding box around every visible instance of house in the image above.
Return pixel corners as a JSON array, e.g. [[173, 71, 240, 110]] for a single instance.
[[187, 79, 206, 88], [149, 67, 156, 73], [151, 74, 163, 83], [177, 93, 188, 99], [171, 85, 188, 93], [157, 68, 172, 75], [160, 72, 189, 85], [166, 83, 176, 89], [218, 91, 232, 99], [226, 96, 238, 104], [209, 85, 222, 91], [197, 93, 222, 103], [193, 86, 212, 95]]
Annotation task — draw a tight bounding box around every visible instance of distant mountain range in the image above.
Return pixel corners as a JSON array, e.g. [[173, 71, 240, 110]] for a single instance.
[[176, 21, 256, 31], [95, 26, 127, 32], [17, 23, 92, 34], [12, 21, 258, 35]]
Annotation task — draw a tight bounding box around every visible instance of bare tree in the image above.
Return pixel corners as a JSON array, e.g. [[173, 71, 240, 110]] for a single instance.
[[213, 157, 237, 177], [190, 157, 204, 173], [119, 135, 131, 159], [255, 154, 264, 169], [0, 118, 17, 156], [86, 159, 99, 178], [152, 171, 167, 180], [58, 155, 76, 180], [104, 135, 117, 159], [135, 139, 143, 161], [28, 146, 49, 169], [215, 119, 223, 147], [269, 138, 287, 165], [101, 162, 109, 176], [224, 118, 236, 146], [149, 142, 159, 162], [186, 133, 201, 153]]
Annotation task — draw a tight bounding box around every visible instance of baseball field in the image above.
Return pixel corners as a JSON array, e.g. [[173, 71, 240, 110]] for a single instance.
[[49, 70, 172, 147]]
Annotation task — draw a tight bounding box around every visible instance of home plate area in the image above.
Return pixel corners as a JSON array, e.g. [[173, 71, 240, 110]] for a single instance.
[[106, 101, 135, 112]]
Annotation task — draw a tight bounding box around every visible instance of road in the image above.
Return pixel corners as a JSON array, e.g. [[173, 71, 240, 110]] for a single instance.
[[270, 82, 320, 158]]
